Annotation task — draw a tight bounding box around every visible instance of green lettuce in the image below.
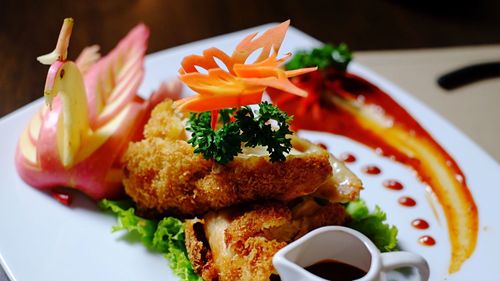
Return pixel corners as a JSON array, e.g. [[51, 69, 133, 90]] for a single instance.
[[345, 200, 398, 252], [99, 199, 202, 281]]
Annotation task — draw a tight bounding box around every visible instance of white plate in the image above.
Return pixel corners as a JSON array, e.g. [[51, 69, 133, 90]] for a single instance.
[[1, 24, 499, 281]]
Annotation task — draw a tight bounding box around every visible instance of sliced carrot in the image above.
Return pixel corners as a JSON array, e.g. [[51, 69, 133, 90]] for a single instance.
[[232, 20, 290, 64], [210, 110, 218, 129], [180, 47, 234, 75], [285, 67, 318, 77], [177, 20, 316, 112], [177, 91, 263, 112]]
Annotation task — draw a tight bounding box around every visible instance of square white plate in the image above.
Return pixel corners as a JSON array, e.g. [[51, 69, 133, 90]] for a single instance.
[[1, 24, 499, 281]]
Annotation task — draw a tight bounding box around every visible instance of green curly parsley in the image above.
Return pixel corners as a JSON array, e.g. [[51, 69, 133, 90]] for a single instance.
[[186, 102, 293, 164], [285, 43, 352, 71], [187, 111, 242, 164]]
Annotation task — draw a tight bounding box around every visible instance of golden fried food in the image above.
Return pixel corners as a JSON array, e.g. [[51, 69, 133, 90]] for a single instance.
[[123, 137, 332, 216], [185, 201, 348, 281], [123, 100, 349, 216], [123, 100, 362, 280]]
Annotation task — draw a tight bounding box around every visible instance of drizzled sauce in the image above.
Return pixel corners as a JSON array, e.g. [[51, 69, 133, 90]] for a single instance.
[[383, 179, 404, 190], [399, 196, 416, 207], [419, 235, 436, 246], [304, 259, 366, 281], [317, 142, 328, 150], [268, 68, 478, 272], [362, 165, 381, 175], [412, 219, 430, 230], [339, 152, 356, 163]]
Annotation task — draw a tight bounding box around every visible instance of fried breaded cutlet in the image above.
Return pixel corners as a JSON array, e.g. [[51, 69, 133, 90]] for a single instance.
[[123, 100, 362, 216], [185, 201, 349, 281], [124, 137, 332, 216]]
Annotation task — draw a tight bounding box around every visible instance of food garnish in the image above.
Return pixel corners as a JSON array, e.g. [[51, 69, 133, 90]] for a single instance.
[[15, 18, 174, 200], [345, 200, 398, 252], [99, 199, 202, 281], [176, 20, 316, 115], [269, 43, 478, 273], [173, 21, 317, 163], [186, 102, 293, 164], [285, 43, 352, 71]]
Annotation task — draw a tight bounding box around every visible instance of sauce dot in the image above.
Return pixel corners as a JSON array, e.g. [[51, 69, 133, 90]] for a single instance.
[[339, 153, 356, 163], [362, 165, 381, 175], [419, 235, 436, 246], [317, 143, 328, 150], [412, 219, 429, 229], [51, 190, 73, 206], [383, 179, 404, 190], [398, 196, 416, 207]]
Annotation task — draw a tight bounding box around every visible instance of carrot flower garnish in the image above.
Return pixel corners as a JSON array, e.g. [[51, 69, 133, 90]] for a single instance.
[[176, 20, 317, 113]]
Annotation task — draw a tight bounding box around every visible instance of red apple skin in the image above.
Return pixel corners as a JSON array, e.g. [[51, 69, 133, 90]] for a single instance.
[[85, 24, 149, 130], [15, 23, 183, 201], [16, 101, 141, 200], [15, 82, 177, 200], [15, 100, 133, 200]]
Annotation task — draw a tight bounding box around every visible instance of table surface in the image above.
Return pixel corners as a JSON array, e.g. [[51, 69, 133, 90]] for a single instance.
[[356, 45, 500, 162]]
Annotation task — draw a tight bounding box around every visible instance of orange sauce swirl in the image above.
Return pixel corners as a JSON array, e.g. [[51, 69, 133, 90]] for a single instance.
[[268, 68, 478, 273]]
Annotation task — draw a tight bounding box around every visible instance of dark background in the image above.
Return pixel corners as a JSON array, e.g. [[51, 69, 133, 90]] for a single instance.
[[1, 0, 500, 117]]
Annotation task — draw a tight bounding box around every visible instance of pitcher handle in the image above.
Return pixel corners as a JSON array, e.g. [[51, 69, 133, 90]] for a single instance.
[[380, 251, 430, 281]]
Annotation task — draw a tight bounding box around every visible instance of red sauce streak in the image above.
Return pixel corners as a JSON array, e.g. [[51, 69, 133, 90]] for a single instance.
[[268, 68, 478, 272], [339, 152, 356, 163], [412, 219, 430, 229], [269, 69, 470, 186], [398, 196, 416, 207], [383, 179, 404, 190], [317, 142, 328, 150], [362, 165, 381, 175], [419, 235, 436, 246]]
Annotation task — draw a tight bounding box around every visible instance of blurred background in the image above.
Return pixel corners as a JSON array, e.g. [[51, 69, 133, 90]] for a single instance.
[[1, 0, 500, 117]]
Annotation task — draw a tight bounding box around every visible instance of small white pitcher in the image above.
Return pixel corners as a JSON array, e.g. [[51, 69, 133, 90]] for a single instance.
[[273, 226, 429, 281]]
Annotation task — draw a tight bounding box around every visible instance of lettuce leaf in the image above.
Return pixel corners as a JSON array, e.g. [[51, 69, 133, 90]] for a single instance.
[[345, 200, 398, 252], [99, 199, 202, 281]]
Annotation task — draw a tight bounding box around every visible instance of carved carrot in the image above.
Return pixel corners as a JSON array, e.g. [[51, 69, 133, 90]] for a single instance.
[[176, 20, 316, 115]]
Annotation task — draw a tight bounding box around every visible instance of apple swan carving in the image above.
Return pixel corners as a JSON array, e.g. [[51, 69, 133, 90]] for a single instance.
[[15, 18, 178, 200]]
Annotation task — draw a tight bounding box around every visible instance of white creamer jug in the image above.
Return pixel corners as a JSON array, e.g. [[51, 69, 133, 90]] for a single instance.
[[273, 226, 429, 281]]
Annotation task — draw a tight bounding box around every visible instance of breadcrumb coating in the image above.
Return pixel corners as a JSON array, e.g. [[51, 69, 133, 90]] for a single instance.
[[124, 137, 332, 216], [122, 100, 362, 280], [123, 101, 337, 216], [185, 201, 348, 281]]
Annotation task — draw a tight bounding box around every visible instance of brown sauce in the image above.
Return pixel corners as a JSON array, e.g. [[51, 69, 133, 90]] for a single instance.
[[304, 259, 367, 281], [383, 179, 404, 190], [419, 235, 436, 246], [398, 196, 416, 207], [362, 165, 381, 175], [412, 219, 430, 230]]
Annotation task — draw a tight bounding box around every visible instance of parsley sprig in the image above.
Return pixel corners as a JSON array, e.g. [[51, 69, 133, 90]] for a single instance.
[[285, 43, 352, 71], [186, 102, 293, 164]]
